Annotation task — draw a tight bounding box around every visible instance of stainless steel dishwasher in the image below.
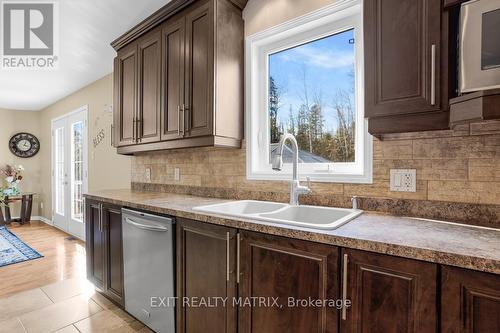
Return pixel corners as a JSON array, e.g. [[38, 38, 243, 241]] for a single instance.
[[122, 209, 175, 333]]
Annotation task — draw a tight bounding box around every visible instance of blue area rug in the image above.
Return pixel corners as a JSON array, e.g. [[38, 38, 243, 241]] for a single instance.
[[0, 226, 43, 268]]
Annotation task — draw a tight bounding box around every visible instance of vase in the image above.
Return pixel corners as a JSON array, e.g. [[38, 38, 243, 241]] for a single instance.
[[4, 182, 20, 196]]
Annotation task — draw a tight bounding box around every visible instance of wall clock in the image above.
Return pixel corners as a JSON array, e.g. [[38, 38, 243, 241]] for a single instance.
[[9, 133, 40, 158]]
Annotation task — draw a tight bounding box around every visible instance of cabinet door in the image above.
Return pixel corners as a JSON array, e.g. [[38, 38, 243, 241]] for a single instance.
[[340, 249, 437, 333], [161, 18, 185, 141], [177, 218, 237, 333], [184, 2, 214, 138], [239, 231, 339, 333], [115, 43, 137, 146], [85, 200, 106, 291], [137, 29, 161, 144], [441, 266, 500, 333], [364, 0, 446, 133], [102, 204, 124, 306]]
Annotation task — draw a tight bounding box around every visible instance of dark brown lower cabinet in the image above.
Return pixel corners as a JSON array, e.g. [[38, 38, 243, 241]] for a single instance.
[[85, 206, 500, 333], [176, 218, 238, 333], [340, 248, 437, 333], [85, 200, 124, 306], [441, 266, 500, 333], [238, 230, 339, 333], [86, 200, 106, 291], [102, 204, 124, 305]]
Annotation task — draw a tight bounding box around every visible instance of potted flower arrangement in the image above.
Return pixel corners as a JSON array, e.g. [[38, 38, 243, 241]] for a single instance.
[[1, 165, 24, 196]]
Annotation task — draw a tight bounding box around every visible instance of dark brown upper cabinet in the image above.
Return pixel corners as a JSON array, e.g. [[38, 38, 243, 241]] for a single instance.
[[114, 43, 137, 147], [340, 248, 437, 333], [161, 17, 185, 141], [239, 231, 339, 333], [112, 0, 245, 154], [441, 266, 500, 333], [364, 0, 450, 135], [184, 2, 214, 138], [137, 28, 162, 144]]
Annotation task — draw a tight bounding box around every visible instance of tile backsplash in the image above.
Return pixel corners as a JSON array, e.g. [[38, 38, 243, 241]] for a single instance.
[[132, 121, 500, 226]]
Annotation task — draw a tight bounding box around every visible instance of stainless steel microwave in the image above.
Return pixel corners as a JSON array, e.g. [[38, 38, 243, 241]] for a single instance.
[[459, 0, 500, 93]]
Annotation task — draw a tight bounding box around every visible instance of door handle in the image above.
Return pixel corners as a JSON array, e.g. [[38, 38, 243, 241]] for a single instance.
[[124, 217, 168, 232], [341, 253, 349, 320]]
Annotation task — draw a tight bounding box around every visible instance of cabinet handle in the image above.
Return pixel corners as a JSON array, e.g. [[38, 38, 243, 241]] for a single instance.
[[132, 118, 137, 143], [110, 124, 114, 147], [226, 232, 230, 282], [236, 233, 241, 284], [98, 204, 103, 232], [431, 44, 436, 106], [137, 118, 142, 142], [181, 104, 186, 136], [177, 105, 181, 136], [341, 253, 349, 320], [184, 104, 189, 134]]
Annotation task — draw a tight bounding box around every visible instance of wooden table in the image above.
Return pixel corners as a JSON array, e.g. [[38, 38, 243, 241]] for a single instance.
[[0, 193, 35, 225]]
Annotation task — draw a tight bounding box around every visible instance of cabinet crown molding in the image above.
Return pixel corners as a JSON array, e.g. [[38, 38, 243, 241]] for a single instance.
[[111, 0, 248, 51]]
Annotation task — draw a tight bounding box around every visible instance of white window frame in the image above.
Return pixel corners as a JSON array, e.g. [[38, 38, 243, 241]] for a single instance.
[[245, 0, 372, 183]]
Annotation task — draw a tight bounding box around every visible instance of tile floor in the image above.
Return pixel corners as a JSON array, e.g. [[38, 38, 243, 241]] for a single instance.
[[0, 278, 153, 333]]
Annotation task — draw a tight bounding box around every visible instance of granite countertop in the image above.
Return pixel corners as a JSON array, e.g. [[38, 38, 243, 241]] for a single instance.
[[84, 189, 500, 275]]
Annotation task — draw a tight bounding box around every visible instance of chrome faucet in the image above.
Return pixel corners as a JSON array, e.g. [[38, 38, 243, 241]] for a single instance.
[[271, 133, 311, 205], [351, 196, 359, 210]]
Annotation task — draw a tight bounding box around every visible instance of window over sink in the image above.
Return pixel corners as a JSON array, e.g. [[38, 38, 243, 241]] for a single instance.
[[246, 0, 372, 183]]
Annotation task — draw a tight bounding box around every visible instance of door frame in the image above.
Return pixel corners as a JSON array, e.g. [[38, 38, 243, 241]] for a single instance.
[[51, 105, 89, 240]]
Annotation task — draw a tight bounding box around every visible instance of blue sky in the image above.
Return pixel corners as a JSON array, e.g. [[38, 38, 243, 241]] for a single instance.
[[269, 28, 355, 132]]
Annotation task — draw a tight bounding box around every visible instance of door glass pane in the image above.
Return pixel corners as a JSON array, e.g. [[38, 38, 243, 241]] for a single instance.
[[55, 127, 65, 215], [71, 121, 84, 222]]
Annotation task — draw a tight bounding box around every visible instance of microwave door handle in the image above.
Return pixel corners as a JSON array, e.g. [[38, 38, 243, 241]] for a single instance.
[[431, 44, 436, 106], [124, 217, 168, 232]]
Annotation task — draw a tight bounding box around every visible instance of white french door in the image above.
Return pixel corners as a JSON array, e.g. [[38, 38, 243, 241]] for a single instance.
[[51, 106, 88, 240]]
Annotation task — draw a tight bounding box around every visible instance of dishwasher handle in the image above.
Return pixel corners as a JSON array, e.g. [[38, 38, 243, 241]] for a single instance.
[[124, 217, 169, 232]]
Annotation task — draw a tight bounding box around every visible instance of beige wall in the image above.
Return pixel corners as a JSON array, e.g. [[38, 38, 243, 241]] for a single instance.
[[243, 0, 335, 36], [38, 74, 131, 219], [1, 74, 131, 220], [0, 109, 42, 215]]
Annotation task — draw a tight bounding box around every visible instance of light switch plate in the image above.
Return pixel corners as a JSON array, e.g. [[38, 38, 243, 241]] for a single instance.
[[145, 168, 151, 182], [174, 168, 180, 181], [390, 169, 416, 192]]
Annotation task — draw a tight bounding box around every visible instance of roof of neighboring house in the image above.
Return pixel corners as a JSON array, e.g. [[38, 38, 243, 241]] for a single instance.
[[269, 143, 332, 163]]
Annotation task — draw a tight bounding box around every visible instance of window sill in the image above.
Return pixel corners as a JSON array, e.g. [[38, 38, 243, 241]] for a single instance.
[[246, 170, 373, 184]]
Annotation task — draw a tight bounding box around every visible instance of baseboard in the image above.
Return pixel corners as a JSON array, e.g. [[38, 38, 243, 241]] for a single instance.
[[36, 216, 53, 225], [10, 215, 53, 225]]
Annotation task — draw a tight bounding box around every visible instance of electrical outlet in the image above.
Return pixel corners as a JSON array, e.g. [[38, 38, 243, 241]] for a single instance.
[[145, 168, 152, 182], [390, 169, 416, 192], [174, 168, 180, 181], [40, 202, 44, 210]]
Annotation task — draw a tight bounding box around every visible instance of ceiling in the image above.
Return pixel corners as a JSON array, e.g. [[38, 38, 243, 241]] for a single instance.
[[0, 0, 169, 111]]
